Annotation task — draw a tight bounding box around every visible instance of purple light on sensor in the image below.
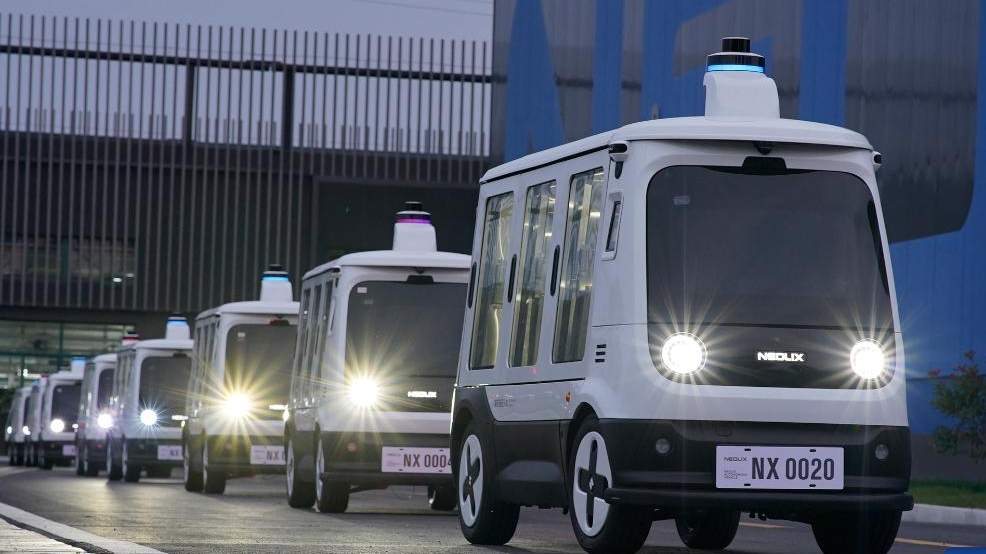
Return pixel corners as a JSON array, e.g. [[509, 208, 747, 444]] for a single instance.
[[397, 218, 431, 224]]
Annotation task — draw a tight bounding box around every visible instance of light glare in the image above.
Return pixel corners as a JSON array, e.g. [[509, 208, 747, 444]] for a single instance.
[[49, 418, 65, 433], [139, 409, 159, 426], [661, 333, 707, 375], [851, 340, 885, 379], [223, 393, 252, 418], [97, 413, 114, 429], [349, 378, 380, 408]]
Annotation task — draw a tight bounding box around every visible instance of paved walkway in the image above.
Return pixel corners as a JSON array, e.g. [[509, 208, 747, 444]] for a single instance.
[[0, 518, 88, 554]]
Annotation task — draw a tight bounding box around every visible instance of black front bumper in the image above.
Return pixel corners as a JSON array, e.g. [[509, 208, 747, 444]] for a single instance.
[[205, 434, 286, 475], [597, 419, 912, 516], [84, 439, 107, 463], [124, 438, 183, 466], [318, 431, 454, 487], [40, 441, 75, 463]]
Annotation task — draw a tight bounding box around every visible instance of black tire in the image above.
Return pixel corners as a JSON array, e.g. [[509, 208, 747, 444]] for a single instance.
[[75, 442, 85, 476], [569, 416, 652, 554], [285, 436, 315, 508], [675, 510, 740, 550], [122, 441, 141, 483], [12, 444, 23, 466], [457, 422, 520, 545], [812, 511, 901, 554], [202, 440, 226, 494], [39, 449, 53, 470], [183, 437, 203, 492], [84, 454, 100, 477], [428, 485, 457, 511], [7, 443, 14, 466], [106, 440, 123, 481], [314, 438, 349, 513]]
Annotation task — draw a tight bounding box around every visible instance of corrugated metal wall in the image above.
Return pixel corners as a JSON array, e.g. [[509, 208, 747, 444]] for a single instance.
[[0, 14, 491, 314]]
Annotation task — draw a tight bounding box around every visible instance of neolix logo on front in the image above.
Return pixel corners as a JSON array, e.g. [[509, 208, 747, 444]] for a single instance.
[[756, 351, 806, 362]]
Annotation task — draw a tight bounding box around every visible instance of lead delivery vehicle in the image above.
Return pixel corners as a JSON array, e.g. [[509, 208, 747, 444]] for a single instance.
[[450, 38, 911, 554]]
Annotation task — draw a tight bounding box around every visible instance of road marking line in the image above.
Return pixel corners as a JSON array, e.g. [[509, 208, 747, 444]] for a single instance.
[[895, 537, 979, 548], [0, 501, 166, 554], [739, 521, 788, 529]]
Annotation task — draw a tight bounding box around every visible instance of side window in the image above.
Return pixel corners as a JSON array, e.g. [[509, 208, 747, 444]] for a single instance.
[[292, 287, 312, 404], [303, 284, 323, 402], [509, 180, 556, 367], [553, 167, 605, 363], [469, 192, 515, 369], [311, 280, 333, 397]]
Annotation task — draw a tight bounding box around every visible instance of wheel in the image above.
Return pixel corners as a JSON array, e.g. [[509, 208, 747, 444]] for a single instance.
[[75, 442, 85, 476], [428, 485, 457, 511], [7, 443, 14, 466], [569, 417, 652, 554], [314, 438, 349, 513], [202, 440, 226, 494], [285, 436, 315, 508], [812, 511, 901, 554], [675, 510, 740, 550], [148, 466, 172, 478], [106, 440, 122, 481], [457, 424, 520, 545], [12, 444, 23, 466], [122, 441, 141, 482], [183, 437, 203, 492], [84, 451, 100, 477], [39, 448, 52, 470]]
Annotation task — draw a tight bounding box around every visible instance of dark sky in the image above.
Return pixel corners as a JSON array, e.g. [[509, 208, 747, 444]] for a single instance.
[[1, 0, 492, 42]]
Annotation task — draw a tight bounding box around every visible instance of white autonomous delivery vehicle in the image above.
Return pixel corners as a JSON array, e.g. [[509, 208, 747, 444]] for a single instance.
[[450, 38, 911, 554], [284, 203, 470, 513], [106, 318, 193, 482], [4, 386, 32, 465], [74, 335, 136, 477], [24, 380, 43, 466], [182, 266, 299, 495], [32, 360, 85, 470]]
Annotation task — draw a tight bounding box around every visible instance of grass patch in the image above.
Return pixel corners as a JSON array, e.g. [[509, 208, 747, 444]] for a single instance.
[[910, 479, 986, 509]]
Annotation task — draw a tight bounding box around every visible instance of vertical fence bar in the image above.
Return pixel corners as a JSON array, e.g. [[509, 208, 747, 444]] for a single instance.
[[219, 25, 234, 304], [20, 15, 34, 305], [151, 22, 164, 310], [109, 20, 123, 309], [196, 24, 211, 309], [164, 22, 180, 309], [42, 16, 57, 306], [98, 19, 112, 309], [122, 20, 136, 310], [53, 16, 68, 306], [206, 25, 221, 306], [136, 21, 148, 310]]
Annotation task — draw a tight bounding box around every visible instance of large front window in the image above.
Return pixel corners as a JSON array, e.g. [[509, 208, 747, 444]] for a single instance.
[[224, 324, 296, 409], [138, 356, 191, 426], [647, 166, 894, 388], [346, 281, 467, 379], [97, 369, 114, 410], [50, 384, 81, 426]]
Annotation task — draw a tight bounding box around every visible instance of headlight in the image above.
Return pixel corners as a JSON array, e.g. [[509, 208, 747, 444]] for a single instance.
[[49, 419, 65, 433], [223, 393, 252, 418], [5, 425, 12, 435], [22, 426, 30, 436], [97, 413, 114, 429], [850, 340, 885, 379], [348, 378, 380, 408], [139, 409, 159, 426], [661, 333, 707, 375]]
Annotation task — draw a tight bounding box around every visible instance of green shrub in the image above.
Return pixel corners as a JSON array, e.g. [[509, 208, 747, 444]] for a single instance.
[[929, 351, 986, 463]]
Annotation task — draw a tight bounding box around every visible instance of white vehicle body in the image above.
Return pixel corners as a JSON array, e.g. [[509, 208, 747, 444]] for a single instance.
[[285, 205, 470, 512], [182, 267, 299, 494], [32, 361, 84, 469], [4, 386, 32, 465], [74, 353, 117, 475], [105, 320, 193, 482], [450, 38, 910, 554]]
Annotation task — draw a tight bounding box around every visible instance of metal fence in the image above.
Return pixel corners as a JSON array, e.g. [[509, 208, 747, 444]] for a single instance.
[[0, 14, 491, 314]]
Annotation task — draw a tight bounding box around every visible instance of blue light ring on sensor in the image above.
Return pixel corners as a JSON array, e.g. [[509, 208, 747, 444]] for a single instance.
[[707, 64, 764, 73]]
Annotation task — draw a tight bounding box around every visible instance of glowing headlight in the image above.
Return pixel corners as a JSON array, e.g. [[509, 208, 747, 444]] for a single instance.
[[851, 340, 885, 379], [348, 378, 380, 408], [97, 413, 114, 429], [223, 393, 252, 418], [5, 425, 12, 435], [22, 426, 30, 436], [661, 333, 707, 375], [49, 418, 65, 433], [139, 409, 159, 426]]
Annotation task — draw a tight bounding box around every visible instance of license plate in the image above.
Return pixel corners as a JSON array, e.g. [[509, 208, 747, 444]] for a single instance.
[[250, 445, 285, 465], [61, 444, 76, 456], [381, 447, 452, 474], [715, 446, 844, 490], [157, 445, 183, 461]]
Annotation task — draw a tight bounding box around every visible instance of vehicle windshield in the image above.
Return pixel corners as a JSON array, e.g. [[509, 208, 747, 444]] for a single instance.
[[138, 356, 191, 426], [23, 396, 31, 427], [345, 280, 467, 379], [97, 368, 114, 410], [224, 323, 296, 407], [50, 383, 81, 425], [647, 166, 893, 329]]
